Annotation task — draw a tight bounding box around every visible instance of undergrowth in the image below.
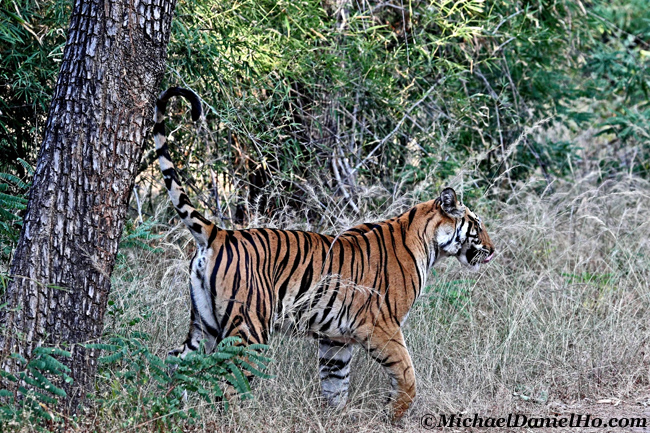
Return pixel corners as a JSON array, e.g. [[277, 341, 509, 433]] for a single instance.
[[0, 332, 270, 432]]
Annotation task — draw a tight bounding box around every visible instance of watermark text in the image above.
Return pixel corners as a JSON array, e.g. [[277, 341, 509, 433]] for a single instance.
[[420, 413, 647, 430]]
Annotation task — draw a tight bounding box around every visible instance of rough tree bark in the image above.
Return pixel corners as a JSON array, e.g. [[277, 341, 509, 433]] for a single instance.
[[0, 0, 177, 408]]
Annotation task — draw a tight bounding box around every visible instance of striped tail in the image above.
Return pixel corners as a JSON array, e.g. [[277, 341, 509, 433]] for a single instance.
[[153, 87, 216, 247]]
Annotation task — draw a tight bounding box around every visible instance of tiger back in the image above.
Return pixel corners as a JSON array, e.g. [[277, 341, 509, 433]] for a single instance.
[[153, 87, 495, 421]]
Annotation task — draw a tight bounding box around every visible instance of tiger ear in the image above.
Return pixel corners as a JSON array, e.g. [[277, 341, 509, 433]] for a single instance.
[[440, 188, 465, 218]]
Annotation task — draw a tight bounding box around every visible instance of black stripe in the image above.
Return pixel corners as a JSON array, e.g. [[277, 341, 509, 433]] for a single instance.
[[191, 210, 212, 225], [407, 207, 417, 228], [319, 357, 349, 370], [296, 262, 314, 303], [186, 340, 198, 351], [153, 121, 166, 137], [318, 316, 335, 333], [207, 226, 218, 246]]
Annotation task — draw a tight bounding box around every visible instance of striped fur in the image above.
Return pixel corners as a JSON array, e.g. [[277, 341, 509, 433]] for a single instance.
[[154, 87, 495, 421]]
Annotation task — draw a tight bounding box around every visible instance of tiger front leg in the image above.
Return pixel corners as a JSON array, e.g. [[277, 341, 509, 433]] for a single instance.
[[364, 328, 416, 421]]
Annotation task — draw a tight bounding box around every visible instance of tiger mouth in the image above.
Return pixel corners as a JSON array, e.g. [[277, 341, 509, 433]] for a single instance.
[[469, 249, 494, 265]]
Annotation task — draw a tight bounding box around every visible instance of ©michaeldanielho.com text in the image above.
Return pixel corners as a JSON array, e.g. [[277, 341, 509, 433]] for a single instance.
[[420, 413, 647, 429]]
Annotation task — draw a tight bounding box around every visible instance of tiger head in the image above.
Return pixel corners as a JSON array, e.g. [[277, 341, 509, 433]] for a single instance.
[[436, 188, 495, 272]]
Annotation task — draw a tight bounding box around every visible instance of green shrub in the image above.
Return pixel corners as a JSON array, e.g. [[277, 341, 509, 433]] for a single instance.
[[88, 333, 271, 431], [0, 158, 32, 264], [0, 346, 73, 430], [0, 0, 69, 170], [0, 333, 271, 432]]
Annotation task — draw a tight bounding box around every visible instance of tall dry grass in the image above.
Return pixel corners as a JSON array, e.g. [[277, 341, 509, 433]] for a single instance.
[[104, 170, 650, 432]]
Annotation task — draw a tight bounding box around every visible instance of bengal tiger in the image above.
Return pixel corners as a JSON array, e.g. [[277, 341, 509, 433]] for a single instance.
[[153, 87, 495, 421]]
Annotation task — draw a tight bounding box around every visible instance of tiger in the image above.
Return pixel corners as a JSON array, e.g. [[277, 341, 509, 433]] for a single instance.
[[153, 87, 495, 421]]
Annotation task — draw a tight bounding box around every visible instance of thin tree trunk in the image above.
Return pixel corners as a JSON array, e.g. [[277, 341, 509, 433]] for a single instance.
[[0, 0, 177, 409]]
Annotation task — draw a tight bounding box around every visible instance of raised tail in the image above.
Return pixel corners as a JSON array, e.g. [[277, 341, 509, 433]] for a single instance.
[[153, 87, 216, 248]]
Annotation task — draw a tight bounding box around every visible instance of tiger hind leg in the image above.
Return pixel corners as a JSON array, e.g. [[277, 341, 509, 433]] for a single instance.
[[168, 305, 220, 359], [318, 339, 353, 409], [217, 310, 271, 402]]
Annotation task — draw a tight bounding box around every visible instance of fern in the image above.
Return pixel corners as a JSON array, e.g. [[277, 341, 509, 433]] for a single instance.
[[0, 346, 73, 431], [118, 219, 164, 253], [0, 159, 32, 264], [86, 332, 272, 430]]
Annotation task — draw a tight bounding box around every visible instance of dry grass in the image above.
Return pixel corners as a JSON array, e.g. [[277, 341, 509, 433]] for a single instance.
[[97, 168, 650, 432]]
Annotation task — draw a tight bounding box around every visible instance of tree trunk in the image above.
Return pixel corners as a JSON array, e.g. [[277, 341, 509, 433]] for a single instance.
[[0, 0, 177, 409]]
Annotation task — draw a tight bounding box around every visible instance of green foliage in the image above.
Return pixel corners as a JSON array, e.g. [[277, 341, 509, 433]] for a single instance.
[[0, 333, 271, 432], [0, 158, 32, 264], [167, 0, 501, 211], [2, 0, 647, 222], [424, 275, 476, 317], [563, 272, 617, 289], [0, 0, 69, 170], [0, 3, 646, 431], [158, 0, 648, 215], [583, 0, 650, 179], [87, 333, 271, 431], [118, 219, 164, 255], [0, 346, 73, 430]]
